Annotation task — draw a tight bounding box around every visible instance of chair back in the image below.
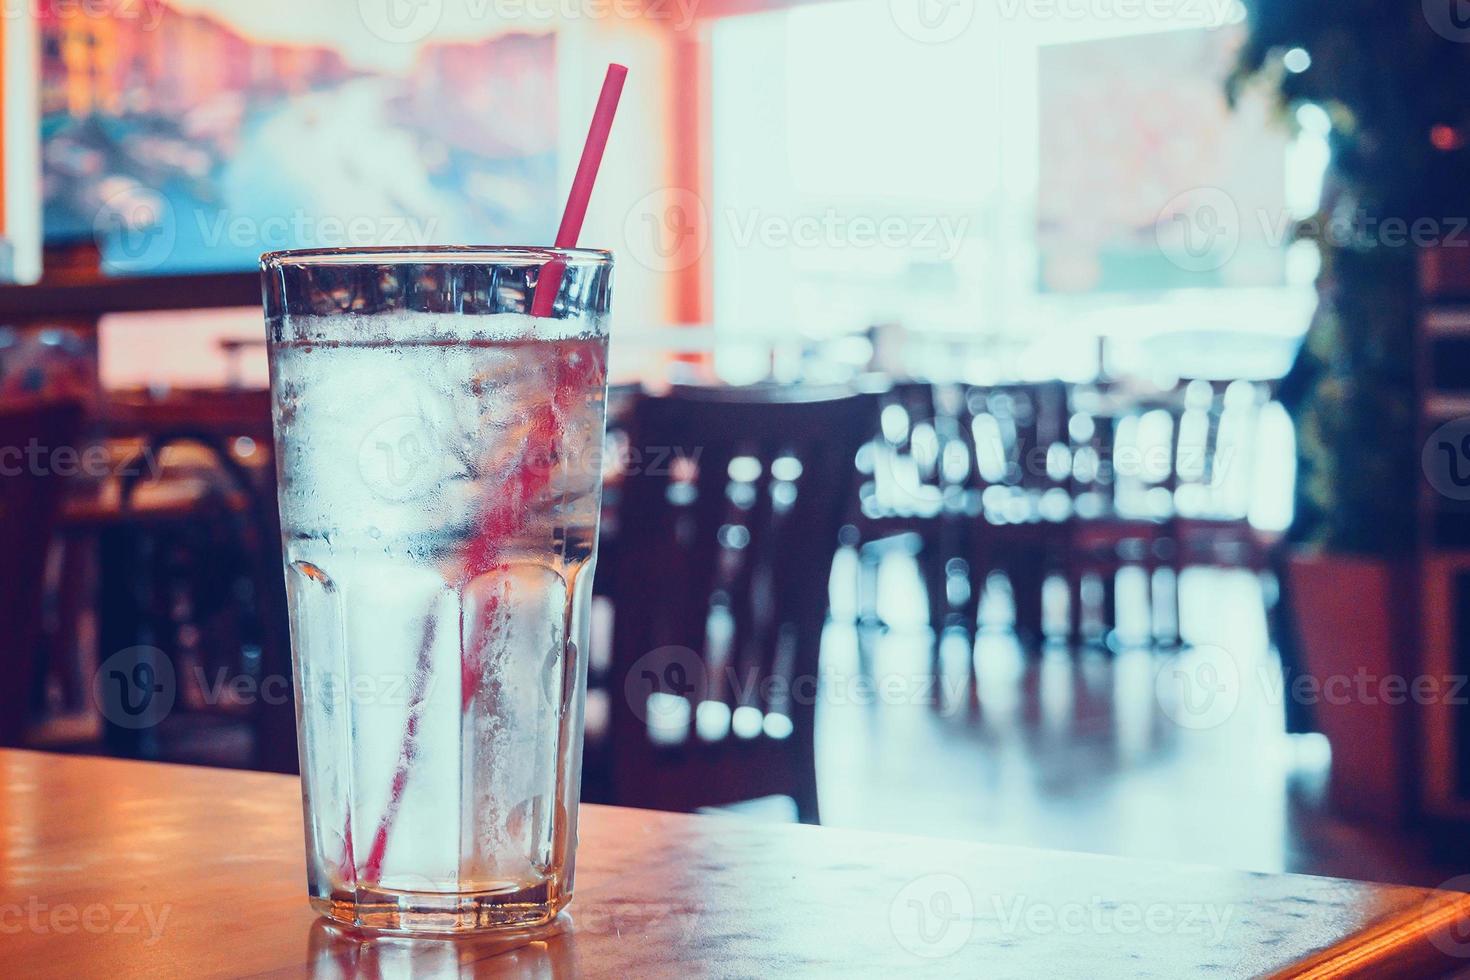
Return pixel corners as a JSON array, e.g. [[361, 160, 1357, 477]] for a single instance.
[[0, 398, 83, 746], [857, 380, 943, 519], [607, 385, 876, 822], [110, 387, 296, 772], [962, 381, 1071, 521], [103, 387, 273, 443], [1172, 379, 1271, 520], [1101, 378, 1271, 523]]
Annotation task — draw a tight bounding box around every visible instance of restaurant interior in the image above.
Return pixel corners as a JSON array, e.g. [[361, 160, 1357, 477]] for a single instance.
[[6, 0, 1470, 974]]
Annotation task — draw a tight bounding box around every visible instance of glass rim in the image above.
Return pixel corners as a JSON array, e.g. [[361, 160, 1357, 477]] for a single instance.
[[260, 245, 613, 270]]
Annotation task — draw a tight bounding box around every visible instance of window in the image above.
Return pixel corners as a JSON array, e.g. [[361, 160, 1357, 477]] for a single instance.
[[709, 1, 1325, 382]]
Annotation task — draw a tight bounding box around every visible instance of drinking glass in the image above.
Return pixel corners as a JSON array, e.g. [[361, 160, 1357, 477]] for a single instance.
[[261, 246, 612, 933]]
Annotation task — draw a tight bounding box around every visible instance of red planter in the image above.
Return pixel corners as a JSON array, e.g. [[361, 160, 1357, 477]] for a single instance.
[[1288, 552, 1419, 827]]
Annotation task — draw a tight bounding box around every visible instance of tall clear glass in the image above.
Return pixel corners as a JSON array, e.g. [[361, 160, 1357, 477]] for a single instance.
[[261, 246, 612, 933]]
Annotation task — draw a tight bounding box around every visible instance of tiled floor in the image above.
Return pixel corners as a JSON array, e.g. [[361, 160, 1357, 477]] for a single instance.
[[814, 554, 1459, 888]]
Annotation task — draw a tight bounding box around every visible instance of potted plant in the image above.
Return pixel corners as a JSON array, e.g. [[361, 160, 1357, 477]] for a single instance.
[[1230, 0, 1470, 824]]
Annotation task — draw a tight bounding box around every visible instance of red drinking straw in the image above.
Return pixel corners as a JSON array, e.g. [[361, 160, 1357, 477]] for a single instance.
[[354, 64, 628, 888], [531, 63, 628, 317]]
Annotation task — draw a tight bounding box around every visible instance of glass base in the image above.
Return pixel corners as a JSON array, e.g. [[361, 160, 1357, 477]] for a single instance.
[[307, 911, 571, 973], [310, 882, 570, 935]]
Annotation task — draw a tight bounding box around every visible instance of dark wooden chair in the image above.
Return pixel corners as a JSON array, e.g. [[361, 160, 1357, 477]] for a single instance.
[[850, 379, 969, 647], [0, 398, 83, 748], [601, 384, 877, 823], [957, 381, 1072, 647], [90, 387, 296, 773], [1060, 384, 1181, 646], [1167, 379, 1275, 571], [1062, 379, 1274, 648], [589, 381, 643, 600]]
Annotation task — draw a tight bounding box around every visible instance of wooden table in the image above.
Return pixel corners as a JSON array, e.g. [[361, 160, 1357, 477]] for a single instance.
[[4, 750, 1470, 978]]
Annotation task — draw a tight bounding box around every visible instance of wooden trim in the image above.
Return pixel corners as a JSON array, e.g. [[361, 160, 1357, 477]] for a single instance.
[[1269, 892, 1470, 979], [668, 29, 712, 326], [0, 271, 261, 320]]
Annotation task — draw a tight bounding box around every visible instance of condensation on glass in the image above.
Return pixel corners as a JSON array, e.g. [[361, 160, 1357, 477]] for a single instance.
[[262, 246, 612, 933]]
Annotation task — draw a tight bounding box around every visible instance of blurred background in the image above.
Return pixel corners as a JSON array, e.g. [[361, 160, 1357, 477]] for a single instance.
[[4, 0, 1470, 890]]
